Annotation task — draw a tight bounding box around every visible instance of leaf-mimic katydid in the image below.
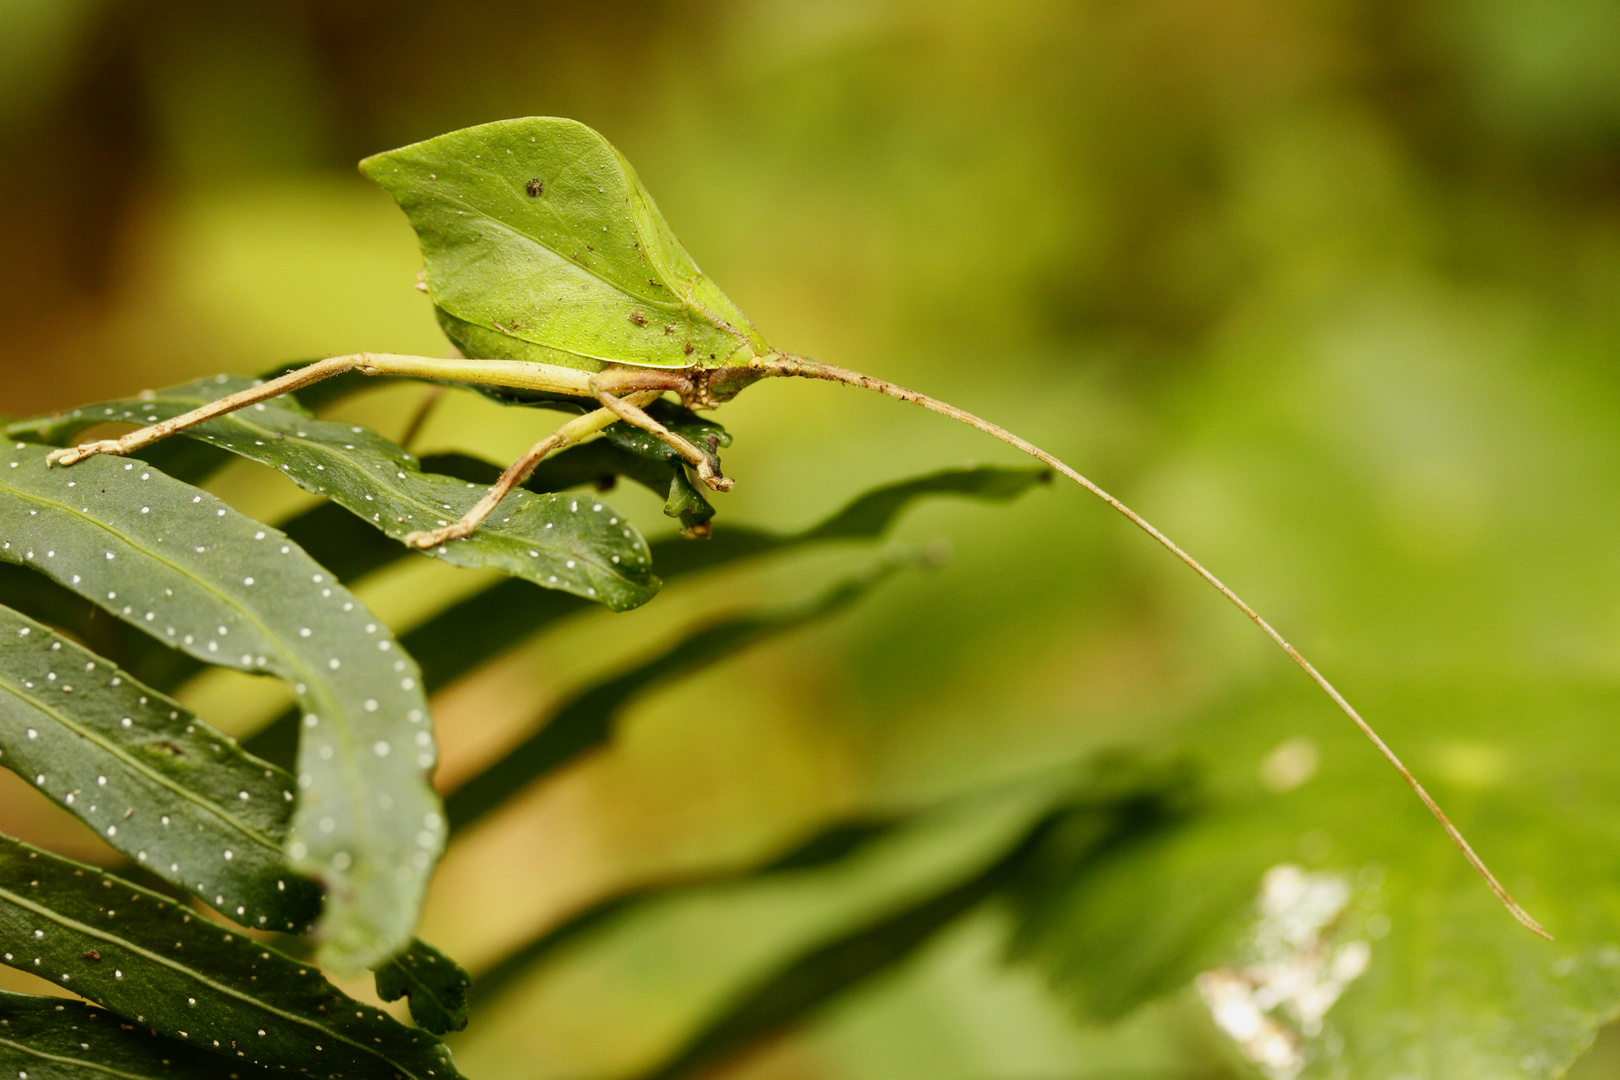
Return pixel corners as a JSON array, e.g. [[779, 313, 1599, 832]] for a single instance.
[[45, 116, 1548, 939]]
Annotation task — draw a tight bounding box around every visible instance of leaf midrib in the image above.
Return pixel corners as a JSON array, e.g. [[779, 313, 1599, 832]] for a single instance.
[[0, 882, 433, 1080], [0, 462, 377, 887], [405, 171, 677, 312], [0, 1031, 159, 1080], [118, 394, 641, 589], [0, 667, 286, 856]]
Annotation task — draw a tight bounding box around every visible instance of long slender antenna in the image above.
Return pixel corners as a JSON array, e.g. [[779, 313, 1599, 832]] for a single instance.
[[760, 352, 1549, 940]]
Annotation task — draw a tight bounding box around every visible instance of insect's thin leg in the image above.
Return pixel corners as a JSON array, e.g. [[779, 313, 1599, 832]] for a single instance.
[[403, 391, 662, 550], [45, 352, 610, 469], [47, 355, 368, 467], [589, 372, 732, 492]]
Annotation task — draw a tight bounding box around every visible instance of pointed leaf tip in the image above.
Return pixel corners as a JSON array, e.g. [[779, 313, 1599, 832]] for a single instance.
[[376, 939, 472, 1034], [360, 116, 767, 371]]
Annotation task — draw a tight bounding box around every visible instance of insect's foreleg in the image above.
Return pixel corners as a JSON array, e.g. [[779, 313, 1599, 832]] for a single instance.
[[47, 354, 370, 467], [589, 369, 732, 492], [402, 391, 662, 550], [45, 352, 606, 469]]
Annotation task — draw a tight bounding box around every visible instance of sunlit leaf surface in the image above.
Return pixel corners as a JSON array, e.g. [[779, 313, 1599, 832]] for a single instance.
[[1006, 679, 1620, 1079], [360, 116, 769, 371]]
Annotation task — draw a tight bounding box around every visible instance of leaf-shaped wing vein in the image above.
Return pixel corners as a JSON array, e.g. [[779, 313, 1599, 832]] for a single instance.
[[397, 172, 676, 313], [613, 182, 750, 350]]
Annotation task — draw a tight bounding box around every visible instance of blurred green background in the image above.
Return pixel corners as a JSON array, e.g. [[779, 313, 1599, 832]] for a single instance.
[[5, 1, 1620, 1077]]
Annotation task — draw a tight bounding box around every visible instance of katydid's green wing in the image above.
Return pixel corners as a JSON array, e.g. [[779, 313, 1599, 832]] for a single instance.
[[361, 117, 769, 372]]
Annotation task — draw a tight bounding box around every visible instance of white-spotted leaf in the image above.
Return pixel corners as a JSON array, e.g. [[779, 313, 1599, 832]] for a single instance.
[[9, 376, 659, 611], [0, 603, 322, 932], [375, 939, 472, 1035], [0, 837, 461, 1079], [0, 990, 284, 1080], [0, 442, 440, 973]]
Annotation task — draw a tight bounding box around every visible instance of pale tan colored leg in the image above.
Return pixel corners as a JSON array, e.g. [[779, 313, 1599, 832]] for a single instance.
[[402, 390, 663, 549], [588, 373, 732, 492], [45, 352, 608, 468], [48, 355, 364, 466]]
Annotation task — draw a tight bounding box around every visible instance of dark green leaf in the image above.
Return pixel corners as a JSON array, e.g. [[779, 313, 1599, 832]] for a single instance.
[[375, 940, 471, 1035], [1, 449, 405, 700], [0, 990, 283, 1080], [446, 558, 905, 834], [799, 465, 1051, 541], [415, 463, 1049, 698], [1004, 679, 1620, 1080], [0, 836, 460, 1079], [0, 443, 439, 973], [0, 564, 167, 684], [0, 603, 321, 932], [359, 116, 770, 372], [9, 377, 659, 611], [420, 401, 726, 529], [245, 464, 1049, 770], [465, 756, 1185, 1080], [648, 464, 1052, 579]]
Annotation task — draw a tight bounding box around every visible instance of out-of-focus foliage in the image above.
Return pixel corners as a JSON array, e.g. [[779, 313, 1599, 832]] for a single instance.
[[5, 2, 1620, 1078]]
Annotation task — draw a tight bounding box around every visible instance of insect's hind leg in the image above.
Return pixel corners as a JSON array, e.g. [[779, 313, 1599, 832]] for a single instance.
[[402, 391, 662, 550], [46, 354, 367, 467], [589, 369, 732, 492]]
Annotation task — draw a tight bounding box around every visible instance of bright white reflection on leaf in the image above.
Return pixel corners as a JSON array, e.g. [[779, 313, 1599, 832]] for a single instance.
[[1197, 864, 1372, 1080]]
